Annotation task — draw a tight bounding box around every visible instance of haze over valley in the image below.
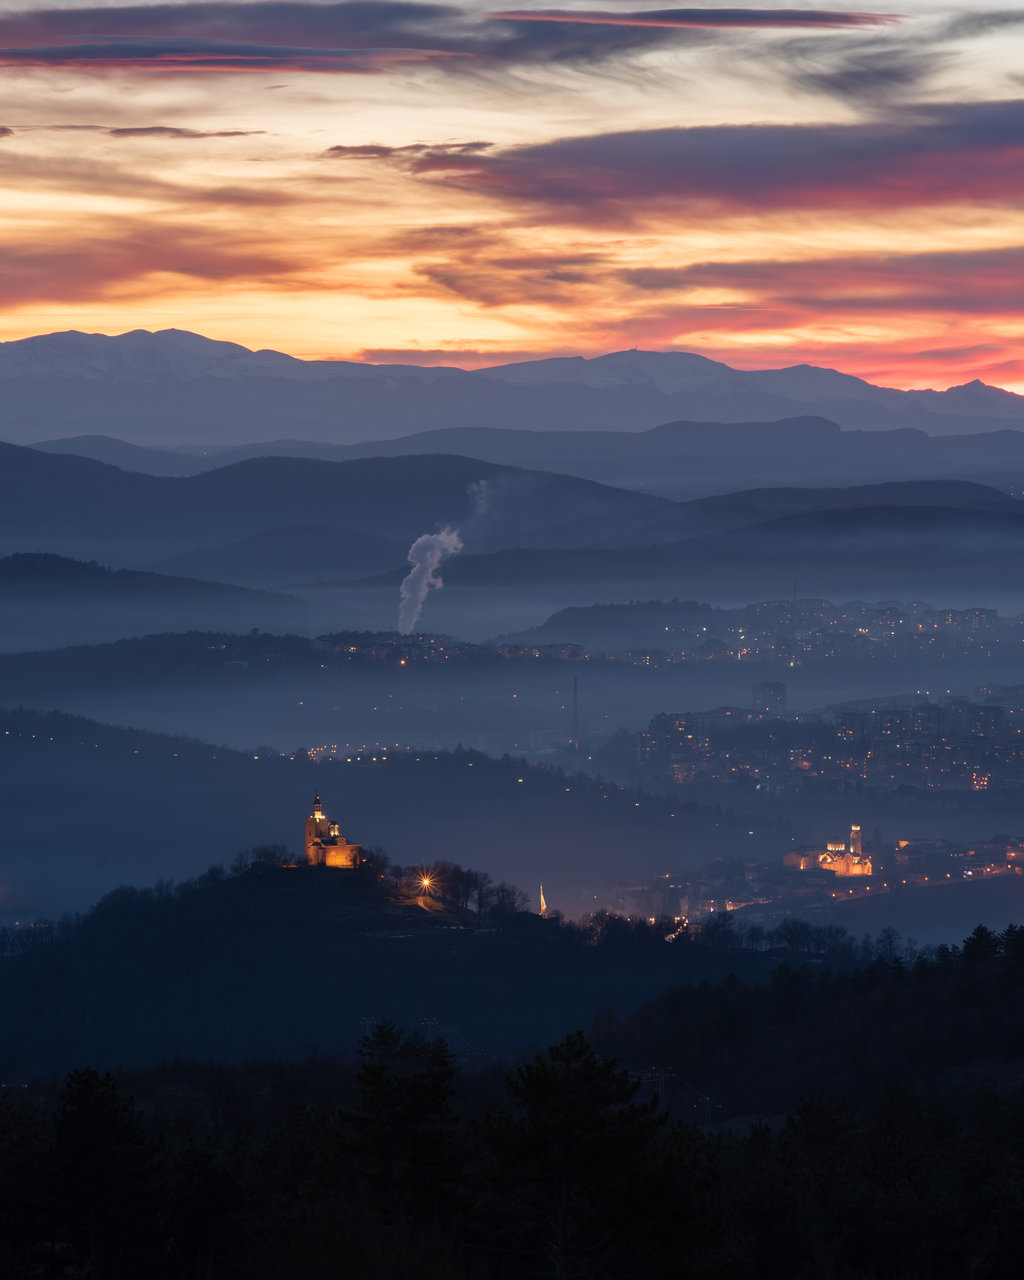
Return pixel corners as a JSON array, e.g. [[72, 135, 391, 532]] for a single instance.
[[6, 332, 1024, 941]]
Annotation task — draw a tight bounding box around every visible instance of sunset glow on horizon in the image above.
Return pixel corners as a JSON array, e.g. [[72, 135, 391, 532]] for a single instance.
[[2, 1, 1023, 391]]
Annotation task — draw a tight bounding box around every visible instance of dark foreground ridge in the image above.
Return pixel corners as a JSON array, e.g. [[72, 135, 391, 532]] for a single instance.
[[0, 863, 777, 1078], [6, 935, 1024, 1278], [6, 852, 1024, 1113]]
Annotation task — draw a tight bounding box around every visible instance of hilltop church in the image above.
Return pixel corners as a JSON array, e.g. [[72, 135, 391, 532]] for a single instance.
[[304, 794, 361, 868], [783, 823, 873, 878]]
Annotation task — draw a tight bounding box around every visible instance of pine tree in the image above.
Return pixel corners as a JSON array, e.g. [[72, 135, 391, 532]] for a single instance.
[[477, 1031, 665, 1279], [50, 1068, 163, 1279], [346, 1022, 461, 1223]]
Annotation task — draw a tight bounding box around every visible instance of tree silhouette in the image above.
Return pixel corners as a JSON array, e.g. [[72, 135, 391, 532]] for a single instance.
[[50, 1068, 162, 1279], [0, 1087, 49, 1277], [479, 1031, 664, 1279], [345, 1022, 461, 1225]]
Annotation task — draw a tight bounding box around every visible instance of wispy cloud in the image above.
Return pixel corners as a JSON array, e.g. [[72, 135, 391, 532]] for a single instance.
[[617, 245, 1024, 317], [109, 125, 265, 137], [0, 1, 864, 76], [487, 8, 900, 31], [0, 148, 295, 206], [414, 248, 607, 306], [0, 37, 464, 74], [940, 9, 1024, 39], [762, 30, 950, 103], [0, 3, 476, 73], [324, 140, 493, 169], [13, 123, 264, 138]]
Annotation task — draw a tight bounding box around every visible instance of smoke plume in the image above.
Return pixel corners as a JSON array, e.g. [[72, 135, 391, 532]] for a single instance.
[[469, 478, 491, 515], [398, 526, 463, 633]]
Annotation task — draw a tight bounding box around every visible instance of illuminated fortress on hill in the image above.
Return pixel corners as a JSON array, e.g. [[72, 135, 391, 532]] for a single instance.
[[304, 794, 361, 868]]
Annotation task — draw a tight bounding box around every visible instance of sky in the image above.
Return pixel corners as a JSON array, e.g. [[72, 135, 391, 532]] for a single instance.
[[0, 1, 1022, 388]]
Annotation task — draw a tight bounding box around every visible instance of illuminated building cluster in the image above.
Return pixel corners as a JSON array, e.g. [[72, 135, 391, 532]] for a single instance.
[[315, 634, 585, 665], [631, 823, 1024, 927], [640, 690, 1024, 797], [591, 599, 1011, 667]]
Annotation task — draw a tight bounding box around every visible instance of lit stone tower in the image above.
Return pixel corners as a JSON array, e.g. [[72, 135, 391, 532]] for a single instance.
[[849, 824, 862, 857], [304, 794, 361, 868]]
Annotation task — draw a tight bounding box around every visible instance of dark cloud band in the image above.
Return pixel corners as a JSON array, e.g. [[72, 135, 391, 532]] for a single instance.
[[0, 37, 463, 73], [383, 99, 1024, 219], [0, 1, 864, 74], [487, 8, 900, 30]]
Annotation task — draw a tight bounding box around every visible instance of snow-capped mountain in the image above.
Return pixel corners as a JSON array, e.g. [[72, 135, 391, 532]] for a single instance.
[[0, 329, 1022, 446]]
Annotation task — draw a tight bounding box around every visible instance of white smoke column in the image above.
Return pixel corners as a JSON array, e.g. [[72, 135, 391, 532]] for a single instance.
[[398, 526, 463, 633]]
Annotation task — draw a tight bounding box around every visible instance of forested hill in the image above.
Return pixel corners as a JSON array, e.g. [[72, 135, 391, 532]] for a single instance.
[[0, 864, 778, 1077], [593, 920, 1024, 1119], [5, 839, 1024, 1116], [0, 705, 757, 919], [6, 925, 1024, 1279]]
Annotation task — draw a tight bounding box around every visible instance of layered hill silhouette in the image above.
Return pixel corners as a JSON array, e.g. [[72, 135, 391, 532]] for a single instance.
[[371, 497, 1024, 598], [37, 416, 1024, 503], [0, 553, 286, 598], [155, 524, 410, 586], [624, 479, 1020, 545], [0, 554, 300, 651], [34, 433, 209, 476], [0, 443, 678, 565], [3, 328, 1024, 445], [3, 438, 1021, 609]]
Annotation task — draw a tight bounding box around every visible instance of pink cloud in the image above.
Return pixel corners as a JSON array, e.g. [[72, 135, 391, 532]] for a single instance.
[[621, 246, 1024, 316]]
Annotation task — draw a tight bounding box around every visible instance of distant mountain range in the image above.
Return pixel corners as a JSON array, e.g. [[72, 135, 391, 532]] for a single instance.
[[3, 328, 1024, 446], [32, 417, 1024, 506], [3, 440, 1013, 576]]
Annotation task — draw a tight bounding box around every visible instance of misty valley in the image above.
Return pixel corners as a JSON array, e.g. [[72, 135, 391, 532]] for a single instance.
[[7, 334, 1024, 1276]]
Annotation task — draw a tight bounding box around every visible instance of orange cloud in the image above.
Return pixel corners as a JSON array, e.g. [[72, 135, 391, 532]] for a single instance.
[[355, 346, 572, 366], [0, 221, 304, 305], [0, 7, 1020, 394]]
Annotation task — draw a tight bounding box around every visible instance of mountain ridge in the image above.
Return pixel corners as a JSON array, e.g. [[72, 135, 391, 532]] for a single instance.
[[2, 329, 1022, 444], [33, 418, 1024, 501], [0, 442, 681, 564]]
